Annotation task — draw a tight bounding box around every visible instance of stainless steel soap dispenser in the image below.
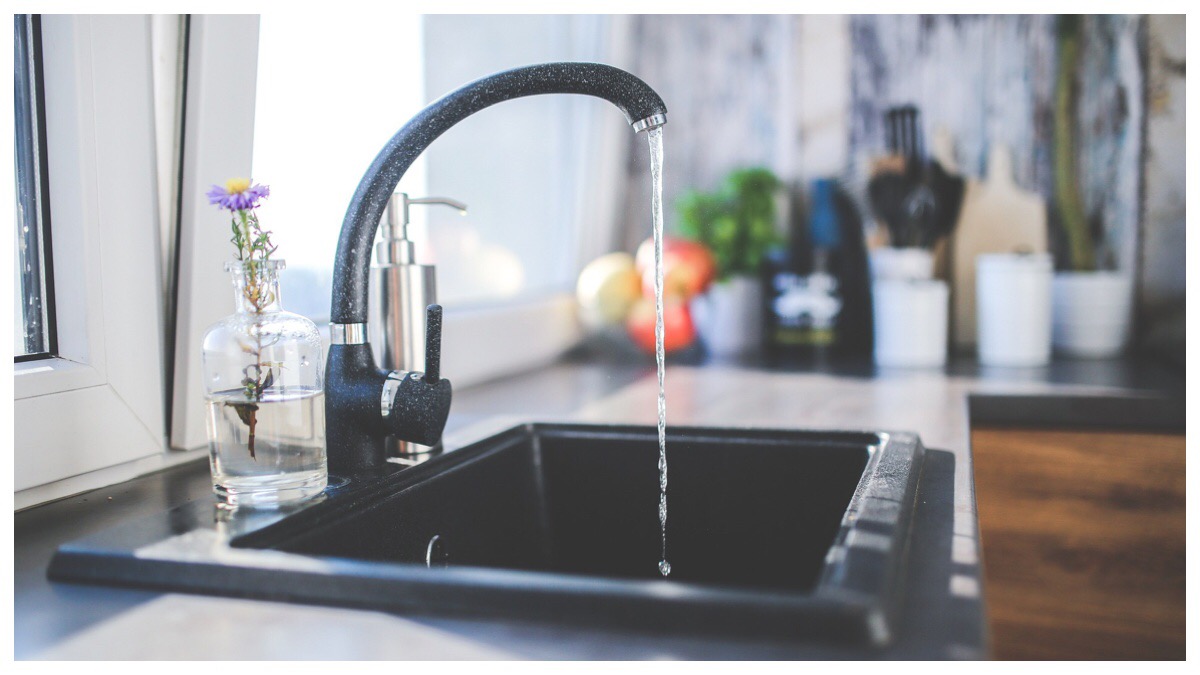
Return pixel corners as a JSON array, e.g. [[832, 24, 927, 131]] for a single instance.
[[369, 192, 466, 456]]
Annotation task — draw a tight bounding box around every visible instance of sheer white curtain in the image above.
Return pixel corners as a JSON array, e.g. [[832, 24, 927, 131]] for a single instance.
[[412, 15, 636, 388], [418, 15, 635, 306]]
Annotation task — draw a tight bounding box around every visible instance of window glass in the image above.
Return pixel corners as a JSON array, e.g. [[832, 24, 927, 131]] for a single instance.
[[418, 15, 611, 306], [253, 15, 616, 315], [13, 14, 54, 359], [251, 14, 426, 322]]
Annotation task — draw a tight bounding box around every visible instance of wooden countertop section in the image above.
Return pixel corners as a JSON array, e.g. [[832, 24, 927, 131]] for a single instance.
[[973, 427, 1186, 659]]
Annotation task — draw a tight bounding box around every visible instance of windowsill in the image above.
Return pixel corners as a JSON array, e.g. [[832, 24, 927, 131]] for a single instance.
[[14, 356, 104, 400]]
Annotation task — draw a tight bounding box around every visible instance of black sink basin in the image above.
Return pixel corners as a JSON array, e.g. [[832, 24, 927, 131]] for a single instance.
[[50, 423, 924, 645]]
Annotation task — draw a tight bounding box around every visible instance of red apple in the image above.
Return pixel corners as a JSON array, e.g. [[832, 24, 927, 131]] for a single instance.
[[625, 296, 696, 354], [635, 236, 717, 300]]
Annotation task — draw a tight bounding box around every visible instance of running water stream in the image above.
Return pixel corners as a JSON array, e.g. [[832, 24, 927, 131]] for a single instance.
[[647, 127, 670, 577]]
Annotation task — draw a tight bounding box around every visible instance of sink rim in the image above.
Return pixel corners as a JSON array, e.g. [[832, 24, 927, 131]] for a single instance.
[[48, 422, 924, 645]]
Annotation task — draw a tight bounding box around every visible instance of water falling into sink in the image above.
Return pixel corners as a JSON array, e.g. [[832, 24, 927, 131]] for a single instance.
[[647, 127, 670, 577]]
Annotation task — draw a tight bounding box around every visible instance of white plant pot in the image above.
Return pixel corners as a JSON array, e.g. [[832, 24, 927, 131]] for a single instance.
[[690, 276, 762, 357], [1051, 272, 1133, 358]]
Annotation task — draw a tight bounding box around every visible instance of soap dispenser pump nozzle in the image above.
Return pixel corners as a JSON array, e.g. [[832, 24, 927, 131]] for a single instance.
[[377, 193, 468, 265]]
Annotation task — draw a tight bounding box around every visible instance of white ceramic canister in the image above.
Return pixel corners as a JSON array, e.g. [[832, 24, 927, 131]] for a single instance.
[[976, 252, 1053, 367], [1051, 271, 1134, 358], [872, 279, 949, 368]]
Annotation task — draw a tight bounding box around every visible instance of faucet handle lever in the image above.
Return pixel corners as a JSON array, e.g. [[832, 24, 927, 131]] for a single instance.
[[424, 304, 442, 383]]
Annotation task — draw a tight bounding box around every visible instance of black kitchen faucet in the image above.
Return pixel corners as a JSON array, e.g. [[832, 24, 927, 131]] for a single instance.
[[323, 62, 668, 475]]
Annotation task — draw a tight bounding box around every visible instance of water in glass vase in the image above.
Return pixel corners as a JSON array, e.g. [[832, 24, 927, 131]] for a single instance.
[[205, 386, 327, 507]]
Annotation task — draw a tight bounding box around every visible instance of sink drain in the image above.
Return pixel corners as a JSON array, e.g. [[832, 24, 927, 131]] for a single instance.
[[426, 535, 448, 568]]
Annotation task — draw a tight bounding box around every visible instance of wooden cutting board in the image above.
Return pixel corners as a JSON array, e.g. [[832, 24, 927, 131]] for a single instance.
[[947, 144, 1048, 348]]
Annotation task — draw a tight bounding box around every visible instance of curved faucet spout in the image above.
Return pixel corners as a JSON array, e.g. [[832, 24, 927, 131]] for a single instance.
[[330, 62, 668, 325]]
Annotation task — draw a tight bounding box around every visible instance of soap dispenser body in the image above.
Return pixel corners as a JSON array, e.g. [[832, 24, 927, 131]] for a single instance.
[[369, 255, 436, 374]]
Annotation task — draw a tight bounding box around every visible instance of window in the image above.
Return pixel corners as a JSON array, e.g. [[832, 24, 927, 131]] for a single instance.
[[250, 13, 427, 322], [172, 14, 630, 450], [14, 15, 56, 360], [247, 15, 628, 314], [419, 14, 630, 306], [415, 15, 631, 386], [249, 15, 626, 389], [15, 14, 635, 502]]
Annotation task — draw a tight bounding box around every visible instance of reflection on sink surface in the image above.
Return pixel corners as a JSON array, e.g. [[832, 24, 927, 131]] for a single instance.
[[50, 423, 924, 645], [265, 426, 870, 593]]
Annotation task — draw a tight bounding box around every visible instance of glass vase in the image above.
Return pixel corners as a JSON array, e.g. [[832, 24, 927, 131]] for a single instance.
[[202, 260, 327, 506]]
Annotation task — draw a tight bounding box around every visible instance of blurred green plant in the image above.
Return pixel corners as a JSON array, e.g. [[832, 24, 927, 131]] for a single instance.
[[676, 167, 782, 281], [1054, 14, 1095, 271]]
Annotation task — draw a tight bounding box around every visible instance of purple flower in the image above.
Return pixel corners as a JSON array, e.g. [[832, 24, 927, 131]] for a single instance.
[[207, 178, 270, 211]]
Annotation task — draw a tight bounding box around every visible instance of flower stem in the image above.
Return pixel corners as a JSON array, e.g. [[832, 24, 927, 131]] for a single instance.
[[228, 206, 278, 461]]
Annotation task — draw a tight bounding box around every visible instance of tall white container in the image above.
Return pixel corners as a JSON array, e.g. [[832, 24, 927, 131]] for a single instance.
[[872, 279, 949, 368], [869, 247, 947, 368], [976, 253, 1053, 367]]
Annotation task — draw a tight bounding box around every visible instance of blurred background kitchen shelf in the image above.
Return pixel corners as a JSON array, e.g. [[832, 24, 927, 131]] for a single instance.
[[567, 15, 1182, 371]]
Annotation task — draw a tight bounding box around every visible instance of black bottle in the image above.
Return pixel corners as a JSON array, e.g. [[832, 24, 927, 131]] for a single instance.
[[762, 179, 872, 359]]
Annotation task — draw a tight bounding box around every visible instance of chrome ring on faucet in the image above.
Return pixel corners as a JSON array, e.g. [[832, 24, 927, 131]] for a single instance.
[[380, 371, 406, 419], [632, 113, 667, 133], [330, 322, 368, 345]]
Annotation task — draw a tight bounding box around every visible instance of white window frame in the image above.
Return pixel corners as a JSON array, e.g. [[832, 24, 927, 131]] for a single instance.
[[169, 14, 261, 452], [14, 16, 182, 509]]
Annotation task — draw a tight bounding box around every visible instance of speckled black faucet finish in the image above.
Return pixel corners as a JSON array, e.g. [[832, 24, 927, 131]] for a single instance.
[[330, 62, 668, 324], [325, 63, 667, 474]]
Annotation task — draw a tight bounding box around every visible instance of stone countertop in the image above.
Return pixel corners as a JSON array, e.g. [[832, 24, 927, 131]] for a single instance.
[[14, 355, 1182, 660]]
